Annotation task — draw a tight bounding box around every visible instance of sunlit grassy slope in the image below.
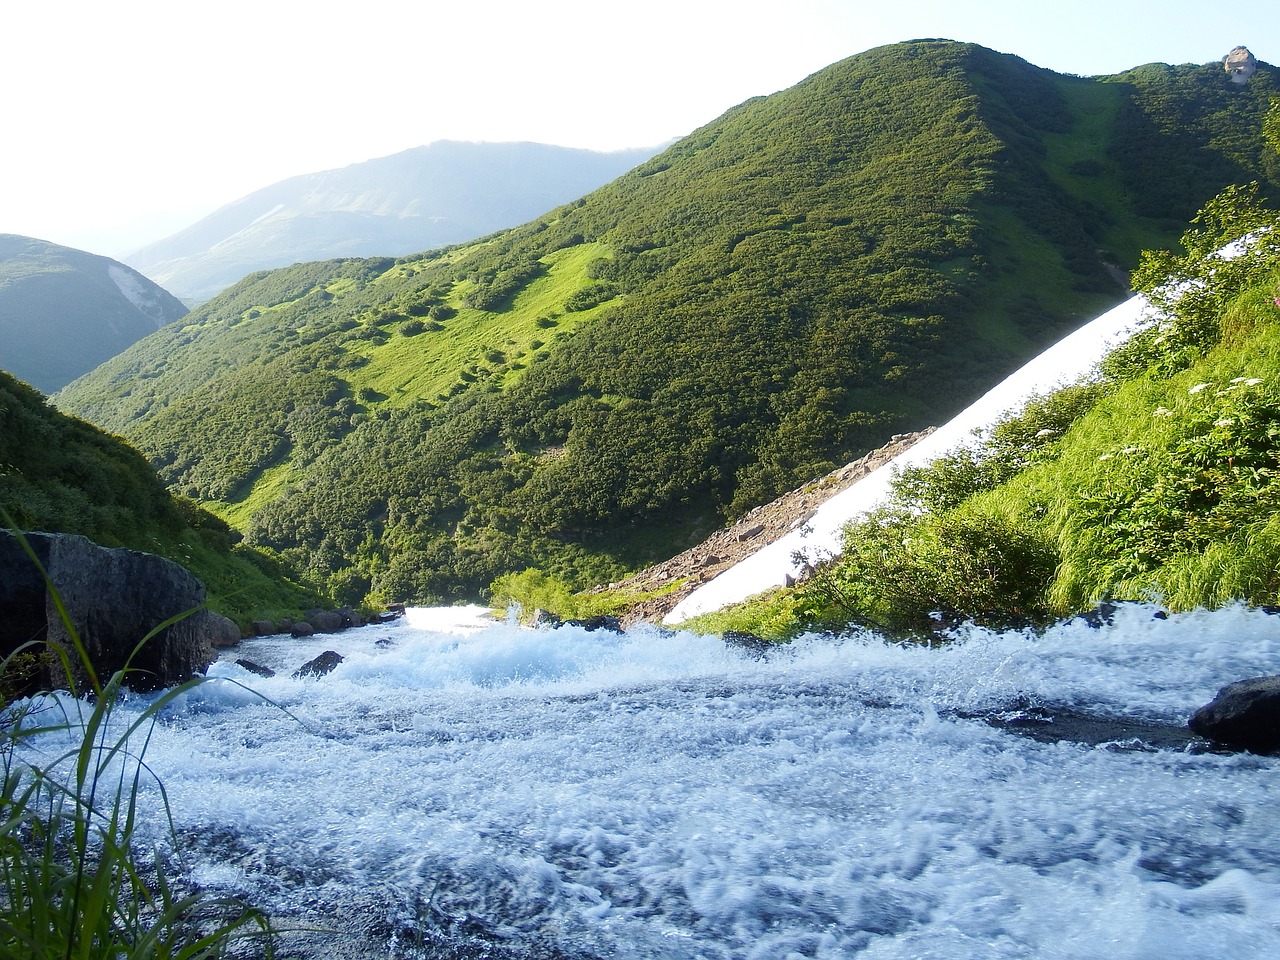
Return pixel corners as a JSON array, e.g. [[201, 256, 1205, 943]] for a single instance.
[[55, 41, 1280, 605]]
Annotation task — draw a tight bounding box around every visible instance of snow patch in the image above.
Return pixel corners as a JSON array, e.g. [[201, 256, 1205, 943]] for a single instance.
[[107, 263, 167, 328], [666, 294, 1153, 623]]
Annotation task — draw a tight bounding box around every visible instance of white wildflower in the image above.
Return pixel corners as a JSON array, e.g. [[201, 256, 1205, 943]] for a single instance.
[[1034, 428, 1056, 439], [1097, 453, 1113, 461], [1215, 418, 1235, 428], [1153, 407, 1173, 417], [1188, 382, 1212, 394]]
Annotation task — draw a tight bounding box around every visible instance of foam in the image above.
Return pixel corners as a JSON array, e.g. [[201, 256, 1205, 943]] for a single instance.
[[18, 605, 1274, 957]]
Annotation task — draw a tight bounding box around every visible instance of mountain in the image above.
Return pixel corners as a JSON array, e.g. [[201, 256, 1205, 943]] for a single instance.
[[125, 141, 661, 302], [0, 370, 323, 624], [56, 41, 1280, 607], [0, 235, 188, 393]]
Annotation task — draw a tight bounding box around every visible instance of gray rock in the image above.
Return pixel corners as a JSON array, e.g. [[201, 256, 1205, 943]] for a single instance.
[[0, 531, 216, 693], [1224, 46, 1258, 84], [305, 609, 346, 633], [235, 658, 276, 678], [1189, 675, 1280, 753], [207, 613, 243, 648], [293, 650, 344, 679]]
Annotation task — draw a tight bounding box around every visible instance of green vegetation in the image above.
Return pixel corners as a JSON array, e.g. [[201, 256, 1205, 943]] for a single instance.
[[0, 536, 270, 956], [488, 566, 675, 622], [766, 178, 1280, 638], [0, 235, 188, 394], [56, 41, 1280, 607], [1, 372, 324, 626]]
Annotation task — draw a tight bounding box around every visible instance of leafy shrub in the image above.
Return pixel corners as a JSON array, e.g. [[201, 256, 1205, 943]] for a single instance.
[[799, 507, 1058, 636]]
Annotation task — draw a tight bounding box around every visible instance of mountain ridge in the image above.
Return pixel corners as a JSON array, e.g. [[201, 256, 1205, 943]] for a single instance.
[[126, 141, 661, 302], [56, 40, 1280, 607], [0, 234, 188, 393]]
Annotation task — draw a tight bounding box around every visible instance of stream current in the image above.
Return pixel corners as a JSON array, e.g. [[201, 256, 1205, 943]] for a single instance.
[[23, 602, 1280, 958]]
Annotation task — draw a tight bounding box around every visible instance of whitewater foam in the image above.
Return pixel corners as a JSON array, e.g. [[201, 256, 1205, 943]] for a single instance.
[[18, 604, 1280, 958]]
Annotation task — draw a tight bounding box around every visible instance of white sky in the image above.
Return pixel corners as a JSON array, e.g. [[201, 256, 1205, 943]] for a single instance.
[[2, 0, 1277, 257]]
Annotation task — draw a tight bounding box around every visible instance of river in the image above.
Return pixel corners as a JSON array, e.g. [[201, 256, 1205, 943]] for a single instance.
[[22, 602, 1280, 958]]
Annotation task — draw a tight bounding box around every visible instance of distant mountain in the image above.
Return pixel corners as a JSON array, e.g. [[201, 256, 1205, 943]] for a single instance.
[[125, 141, 661, 302], [0, 235, 187, 393], [59, 41, 1280, 607]]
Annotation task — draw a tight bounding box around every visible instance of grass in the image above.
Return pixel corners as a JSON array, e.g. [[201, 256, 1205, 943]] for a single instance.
[[352, 242, 616, 405], [0, 523, 273, 958]]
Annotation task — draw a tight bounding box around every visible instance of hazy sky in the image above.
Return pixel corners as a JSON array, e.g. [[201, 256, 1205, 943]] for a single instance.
[[3, 0, 1277, 257]]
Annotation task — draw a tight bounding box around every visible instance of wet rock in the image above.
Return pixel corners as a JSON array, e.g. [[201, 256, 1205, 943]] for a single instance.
[[1189, 675, 1280, 753], [236, 658, 276, 678], [337, 605, 366, 628], [532, 611, 624, 633], [1070, 601, 1167, 629], [306, 609, 346, 633], [207, 614, 243, 648], [293, 650, 345, 679], [0, 530, 217, 692], [251, 619, 278, 636], [564, 615, 624, 634], [290, 621, 316, 638]]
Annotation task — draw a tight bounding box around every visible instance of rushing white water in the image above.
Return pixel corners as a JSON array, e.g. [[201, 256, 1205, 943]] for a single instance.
[[665, 295, 1153, 624], [18, 603, 1280, 958]]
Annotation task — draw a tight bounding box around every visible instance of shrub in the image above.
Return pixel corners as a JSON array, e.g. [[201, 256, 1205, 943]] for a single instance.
[[798, 507, 1058, 636]]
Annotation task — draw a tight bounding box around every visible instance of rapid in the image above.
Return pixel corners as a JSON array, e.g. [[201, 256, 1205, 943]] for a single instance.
[[21, 602, 1280, 958]]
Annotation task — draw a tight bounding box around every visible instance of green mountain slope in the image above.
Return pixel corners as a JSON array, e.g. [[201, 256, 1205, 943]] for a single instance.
[[770, 181, 1280, 638], [56, 41, 1280, 605], [0, 235, 189, 393], [1, 371, 323, 624], [126, 141, 661, 302]]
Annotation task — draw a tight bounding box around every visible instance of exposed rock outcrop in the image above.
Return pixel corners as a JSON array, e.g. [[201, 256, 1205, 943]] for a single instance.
[[1223, 46, 1257, 84], [1188, 675, 1280, 753], [0, 531, 219, 692]]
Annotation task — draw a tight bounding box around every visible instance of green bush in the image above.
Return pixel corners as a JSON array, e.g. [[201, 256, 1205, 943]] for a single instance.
[[799, 507, 1058, 636]]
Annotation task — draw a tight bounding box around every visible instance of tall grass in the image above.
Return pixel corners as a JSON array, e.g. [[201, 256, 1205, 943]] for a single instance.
[[0, 525, 272, 958]]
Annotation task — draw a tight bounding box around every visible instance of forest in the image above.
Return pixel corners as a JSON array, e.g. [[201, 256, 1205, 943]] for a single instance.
[[54, 41, 1280, 608]]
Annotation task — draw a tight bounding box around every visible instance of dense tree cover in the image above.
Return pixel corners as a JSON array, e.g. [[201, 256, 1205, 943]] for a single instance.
[[784, 181, 1280, 637], [56, 41, 1280, 605], [0, 372, 323, 624]]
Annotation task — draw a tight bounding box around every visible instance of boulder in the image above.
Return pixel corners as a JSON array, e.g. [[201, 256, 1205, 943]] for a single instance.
[[207, 613, 243, 648], [337, 605, 366, 628], [251, 619, 278, 636], [305, 609, 346, 633], [1189, 675, 1280, 753], [0, 531, 216, 693], [293, 650, 344, 679], [235, 658, 276, 678], [290, 621, 316, 638]]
